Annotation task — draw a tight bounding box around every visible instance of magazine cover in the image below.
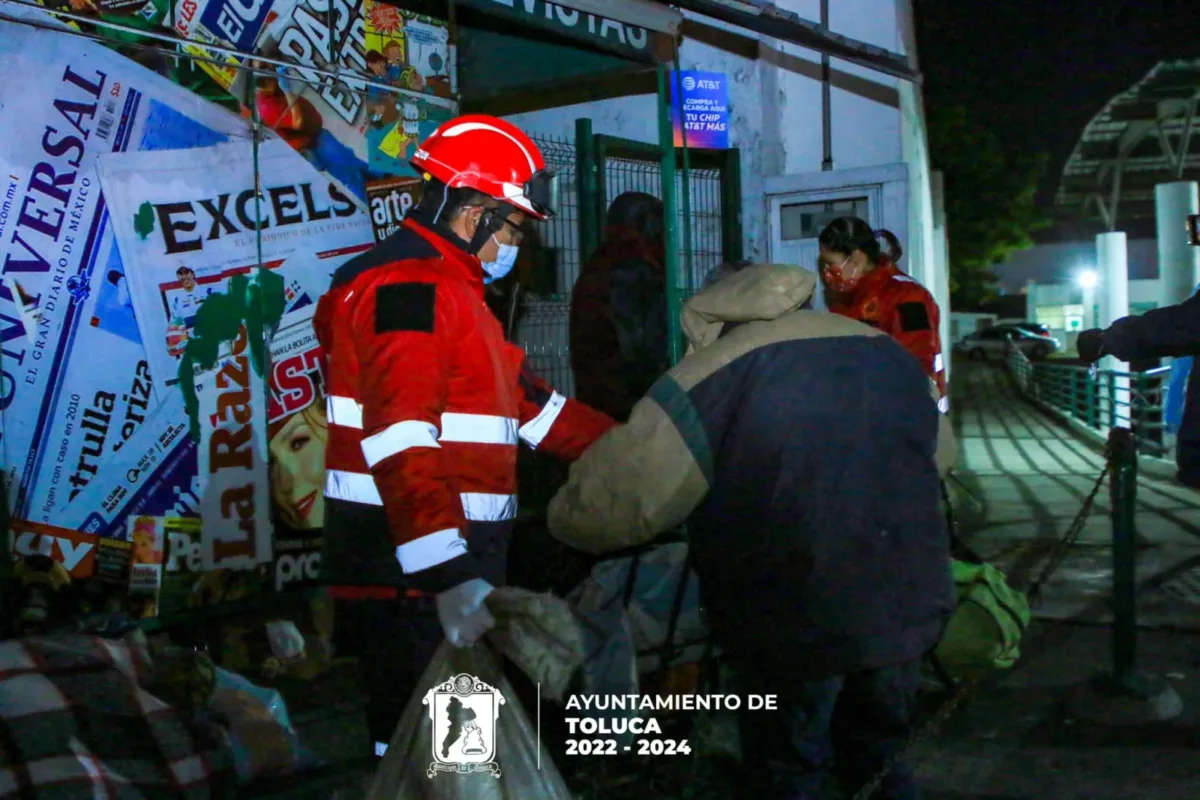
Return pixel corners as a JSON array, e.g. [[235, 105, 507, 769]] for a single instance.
[[170, 0, 458, 204], [366, 174, 423, 242], [7, 518, 100, 579], [153, 516, 268, 618], [95, 138, 373, 399], [266, 319, 325, 590], [0, 20, 249, 525], [128, 513, 167, 594]]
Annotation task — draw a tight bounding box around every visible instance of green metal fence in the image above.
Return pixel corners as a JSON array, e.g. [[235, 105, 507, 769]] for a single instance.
[[675, 147, 743, 299], [514, 132, 579, 395], [1005, 344, 1170, 456], [516, 122, 742, 400], [515, 121, 741, 514]]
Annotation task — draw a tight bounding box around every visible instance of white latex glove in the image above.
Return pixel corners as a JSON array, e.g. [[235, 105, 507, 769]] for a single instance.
[[436, 578, 496, 648]]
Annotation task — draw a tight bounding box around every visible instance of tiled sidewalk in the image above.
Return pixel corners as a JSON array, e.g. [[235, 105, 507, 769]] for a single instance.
[[949, 363, 1200, 628], [911, 362, 1200, 799], [913, 623, 1200, 799]]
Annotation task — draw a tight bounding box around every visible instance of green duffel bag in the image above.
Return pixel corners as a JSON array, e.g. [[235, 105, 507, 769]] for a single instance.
[[928, 560, 1030, 686]]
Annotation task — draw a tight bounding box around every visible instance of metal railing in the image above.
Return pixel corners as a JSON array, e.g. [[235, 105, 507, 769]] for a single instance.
[[1005, 343, 1171, 457], [1005, 348, 1183, 718]]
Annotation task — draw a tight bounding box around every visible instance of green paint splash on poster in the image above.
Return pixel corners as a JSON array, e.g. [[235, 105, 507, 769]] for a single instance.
[[133, 202, 156, 240], [177, 268, 286, 442]]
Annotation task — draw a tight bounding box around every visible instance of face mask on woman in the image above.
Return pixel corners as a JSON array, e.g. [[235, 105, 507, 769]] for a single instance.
[[820, 253, 862, 293]]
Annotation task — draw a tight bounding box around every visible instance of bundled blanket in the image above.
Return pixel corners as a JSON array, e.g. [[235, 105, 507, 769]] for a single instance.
[[0, 633, 237, 798]]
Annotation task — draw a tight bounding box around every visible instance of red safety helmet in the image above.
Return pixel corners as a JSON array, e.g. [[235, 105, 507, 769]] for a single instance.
[[410, 114, 557, 220]]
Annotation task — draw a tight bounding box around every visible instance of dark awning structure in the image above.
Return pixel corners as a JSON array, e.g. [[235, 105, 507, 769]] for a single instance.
[[458, 0, 918, 115], [668, 0, 919, 82], [1055, 59, 1200, 230], [456, 0, 676, 114]]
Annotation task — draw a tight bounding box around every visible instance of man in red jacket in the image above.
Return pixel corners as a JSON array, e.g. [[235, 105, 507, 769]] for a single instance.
[[819, 218, 947, 410], [313, 114, 614, 751]]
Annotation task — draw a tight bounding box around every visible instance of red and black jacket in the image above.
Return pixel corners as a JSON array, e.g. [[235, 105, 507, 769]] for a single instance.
[[314, 217, 614, 595], [827, 260, 947, 409]]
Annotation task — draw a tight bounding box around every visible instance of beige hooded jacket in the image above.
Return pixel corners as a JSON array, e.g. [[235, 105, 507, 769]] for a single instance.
[[547, 264, 956, 555]]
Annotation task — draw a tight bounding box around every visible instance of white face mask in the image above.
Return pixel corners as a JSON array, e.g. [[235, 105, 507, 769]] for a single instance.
[[481, 235, 519, 284]]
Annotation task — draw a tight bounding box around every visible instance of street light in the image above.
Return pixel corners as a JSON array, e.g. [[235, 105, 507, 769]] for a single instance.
[[1077, 269, 1098, 289]]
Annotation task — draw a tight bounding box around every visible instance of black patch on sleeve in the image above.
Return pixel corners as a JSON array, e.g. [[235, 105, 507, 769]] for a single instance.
[[897, 301, 932, 333], [518, 363, 553, 407], [375, 282, 435, 334]]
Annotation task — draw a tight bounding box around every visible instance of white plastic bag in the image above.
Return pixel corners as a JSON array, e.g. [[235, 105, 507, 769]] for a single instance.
[[367, 641, 572, 800], [210, 666, 320, 781]]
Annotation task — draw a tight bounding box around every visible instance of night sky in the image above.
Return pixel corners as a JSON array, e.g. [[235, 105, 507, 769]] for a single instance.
[[915, 0, 1200, 205]]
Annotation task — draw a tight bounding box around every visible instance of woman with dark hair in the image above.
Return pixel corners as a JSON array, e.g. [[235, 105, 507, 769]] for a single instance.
[[818, 217, 947, 408]]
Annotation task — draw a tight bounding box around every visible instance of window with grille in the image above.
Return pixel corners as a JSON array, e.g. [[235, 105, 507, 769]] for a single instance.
[[779, 197, 870, 241]]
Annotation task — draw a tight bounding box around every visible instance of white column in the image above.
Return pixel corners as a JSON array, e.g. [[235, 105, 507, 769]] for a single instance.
[[1081, 282, 1097, 331], [1098, 232, 1131, 428], [931, 171, 951, 388], [1155, 181, 1200, 307], [1098, 232, 1130, 329]]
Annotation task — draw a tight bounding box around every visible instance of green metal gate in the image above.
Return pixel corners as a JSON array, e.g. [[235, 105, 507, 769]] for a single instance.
[[577, 130, 743, 290], [574, 76, 743, 365], [513, 100, 741, 515]]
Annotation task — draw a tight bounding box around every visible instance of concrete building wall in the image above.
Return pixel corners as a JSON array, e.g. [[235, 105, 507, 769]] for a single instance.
[[776, 0, 902, 175], [503, 11, 774, 260], [503, 0, 945, 389], [506, 0, 937, 273]]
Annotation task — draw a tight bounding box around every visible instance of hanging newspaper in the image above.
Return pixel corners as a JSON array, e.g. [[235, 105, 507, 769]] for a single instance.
[[95, 138, 373, 400], [97, 139, 372, 570], [169, 0, 457, 205], [0, 20, 249, 525], [56, 390, 198, 539], [56, 319, 275, 570], [59, 313, 329, 578], [193, 318, 273, 568], [33, 0, 235, 107], [266, 318, 325, 590]]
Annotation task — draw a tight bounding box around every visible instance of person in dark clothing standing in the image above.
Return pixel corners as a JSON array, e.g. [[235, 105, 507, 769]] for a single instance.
[[570, 192, 671, 422], [1079, 298, 1200, 487], [549, 264, 955, 800]]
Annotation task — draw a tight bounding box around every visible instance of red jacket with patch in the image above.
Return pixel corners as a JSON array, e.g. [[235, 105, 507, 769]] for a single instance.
[[827, 260, 947, 408], [313, 217, 614, 594]]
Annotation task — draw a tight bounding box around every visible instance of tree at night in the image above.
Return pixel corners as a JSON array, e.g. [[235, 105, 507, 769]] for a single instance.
[[928, 104, 1049, 309]]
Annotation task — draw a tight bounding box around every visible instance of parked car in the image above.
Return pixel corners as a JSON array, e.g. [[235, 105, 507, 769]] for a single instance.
[[1009, 321, 1051, 337], [954, 325, 1061, 361]]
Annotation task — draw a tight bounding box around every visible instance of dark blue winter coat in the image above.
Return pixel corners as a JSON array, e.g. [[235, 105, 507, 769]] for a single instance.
[[1103, 288, 1200, 484], [549, 265, 955, 678]]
